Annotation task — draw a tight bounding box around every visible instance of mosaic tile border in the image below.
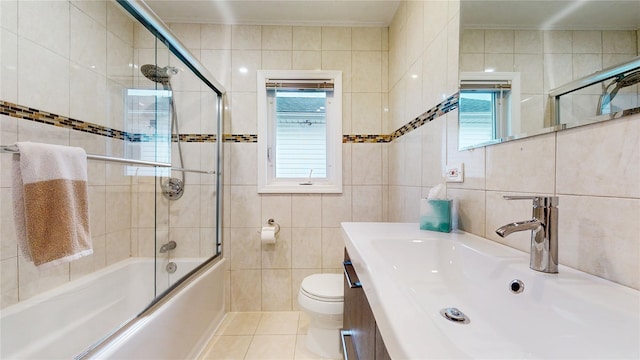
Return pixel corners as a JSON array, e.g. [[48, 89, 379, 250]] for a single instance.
[[622, 107, 640, 116], [342, 134, 394, 143], [342, 93, 459, 143], [0, 100, 131, 140], [175, 134, 218, 142], [223, 134, 258, 143], [0, 100, 219, 143], [387, 93, 458, 141], [1, 94, 458, 144]]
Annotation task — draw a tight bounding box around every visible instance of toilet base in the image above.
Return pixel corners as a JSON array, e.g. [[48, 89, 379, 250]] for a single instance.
[[297, 273, 344, 359], [305, 325, 342, 359]]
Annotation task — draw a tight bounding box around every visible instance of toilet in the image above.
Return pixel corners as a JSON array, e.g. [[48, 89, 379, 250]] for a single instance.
[[298, 273, 344, 359]]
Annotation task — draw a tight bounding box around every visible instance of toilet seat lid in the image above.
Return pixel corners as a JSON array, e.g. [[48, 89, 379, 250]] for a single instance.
[[301, 274, 344, 301]]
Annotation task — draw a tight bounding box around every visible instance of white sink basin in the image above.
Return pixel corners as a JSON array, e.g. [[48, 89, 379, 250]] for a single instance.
[[341, 222, 640, 359]]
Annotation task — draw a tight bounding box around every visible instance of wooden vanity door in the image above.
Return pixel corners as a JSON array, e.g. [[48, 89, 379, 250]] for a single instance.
[[343, 249, 391, 360]]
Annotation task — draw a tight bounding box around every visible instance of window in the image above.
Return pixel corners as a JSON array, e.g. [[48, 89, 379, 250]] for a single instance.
[[257, 70, 342, 193], [458, 72, 520, 150]]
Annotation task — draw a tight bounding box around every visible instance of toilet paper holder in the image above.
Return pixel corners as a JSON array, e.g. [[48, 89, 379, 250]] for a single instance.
[[267, 218, 281, 235], [258, 218, 281, 235]]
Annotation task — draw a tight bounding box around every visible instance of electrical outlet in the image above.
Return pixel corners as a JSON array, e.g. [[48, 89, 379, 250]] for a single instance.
[[445, 163, 464, 182]]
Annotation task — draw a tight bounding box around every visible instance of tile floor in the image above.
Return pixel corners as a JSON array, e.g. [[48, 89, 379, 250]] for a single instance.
[[197, 311, 341, 360]]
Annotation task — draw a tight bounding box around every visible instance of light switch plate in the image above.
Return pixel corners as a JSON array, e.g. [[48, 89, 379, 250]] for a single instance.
[[445, 163, 464, 182]]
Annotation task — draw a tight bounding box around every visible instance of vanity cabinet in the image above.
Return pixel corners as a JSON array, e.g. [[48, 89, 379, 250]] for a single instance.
[[342, 249, 391, 360]]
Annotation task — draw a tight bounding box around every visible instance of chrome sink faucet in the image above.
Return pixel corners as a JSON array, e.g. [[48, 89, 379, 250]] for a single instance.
[[495, 196, 559, 274]]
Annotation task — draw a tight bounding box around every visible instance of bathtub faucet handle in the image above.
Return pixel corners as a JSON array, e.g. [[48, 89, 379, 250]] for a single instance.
[[160, 240, 177, 253]]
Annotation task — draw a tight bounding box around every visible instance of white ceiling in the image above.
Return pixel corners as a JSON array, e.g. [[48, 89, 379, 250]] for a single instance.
[[462, 1, 640, 30], [145, 0, 640, 30], [145, 0, 401, 27]]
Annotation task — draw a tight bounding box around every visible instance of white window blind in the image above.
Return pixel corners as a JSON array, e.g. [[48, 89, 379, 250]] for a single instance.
[[273, 90, 327, 179], [458, 92, 496, 149]]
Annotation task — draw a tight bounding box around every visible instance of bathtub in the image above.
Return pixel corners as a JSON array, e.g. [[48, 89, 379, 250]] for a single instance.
[[156, 257, 211, 294], [0, 257, 225, 359], [84, 256, 226, 359]]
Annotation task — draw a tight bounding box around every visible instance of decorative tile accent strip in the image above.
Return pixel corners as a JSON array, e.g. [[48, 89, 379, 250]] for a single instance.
[[387, 93, 458, 142], [174, 134, 218, 142], [1, 100, 130, 140], [342, 134, 393, 143], [223, 134, 258, 143], [622, 106, 640, 117], [342, 93, 458, 143], [2, 94, 458, 144], [0, 100, 222, 143]]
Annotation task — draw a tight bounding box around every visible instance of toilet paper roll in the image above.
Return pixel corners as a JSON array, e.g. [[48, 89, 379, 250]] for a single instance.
[[261, 226, 276, 244]]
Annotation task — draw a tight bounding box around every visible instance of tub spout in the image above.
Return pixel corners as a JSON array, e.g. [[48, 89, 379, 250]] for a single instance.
[[495, 196, 558, 274]]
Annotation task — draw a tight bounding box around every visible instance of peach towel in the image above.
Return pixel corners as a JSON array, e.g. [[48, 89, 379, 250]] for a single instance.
[[12, 142, 92, 267]]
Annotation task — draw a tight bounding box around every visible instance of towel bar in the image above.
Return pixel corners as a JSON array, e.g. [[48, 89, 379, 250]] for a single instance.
[[0, 145, 215, 174]]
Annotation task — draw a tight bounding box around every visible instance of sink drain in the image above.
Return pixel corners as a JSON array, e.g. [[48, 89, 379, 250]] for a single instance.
[[510, 279, 525, 294], [440, 308, 470, 324]]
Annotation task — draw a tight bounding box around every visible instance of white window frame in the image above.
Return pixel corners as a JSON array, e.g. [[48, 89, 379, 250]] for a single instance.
[[257, 70, 342, 194]]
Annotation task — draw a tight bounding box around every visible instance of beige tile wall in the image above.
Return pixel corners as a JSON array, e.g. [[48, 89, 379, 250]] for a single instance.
[[0, 1, 142, 308], [387, 0, 461, 222], [390, 1, 639, 289], [168, 22, 390, 311]]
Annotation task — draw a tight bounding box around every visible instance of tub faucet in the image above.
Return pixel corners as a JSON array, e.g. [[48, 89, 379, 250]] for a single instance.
[[159, 240, 177, 253], [495, 196, 559, 274]]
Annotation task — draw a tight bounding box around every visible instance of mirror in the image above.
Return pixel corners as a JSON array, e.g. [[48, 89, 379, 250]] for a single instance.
[[459, 0, 640, 150]]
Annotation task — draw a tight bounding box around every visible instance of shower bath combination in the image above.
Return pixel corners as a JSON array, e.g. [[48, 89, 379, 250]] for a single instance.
[[140, 64, 185, 200]]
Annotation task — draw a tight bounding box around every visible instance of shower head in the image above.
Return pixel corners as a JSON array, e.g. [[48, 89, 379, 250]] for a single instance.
[[140, 64, 177, 87]]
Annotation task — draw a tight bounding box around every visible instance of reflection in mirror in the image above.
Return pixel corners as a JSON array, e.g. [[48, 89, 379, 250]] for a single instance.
[[124, 88, 172, 176], [551, 57, 640, 127], [597, 69, 640, 116], [459, 0, 640, 150], [459, 72, 520, 149]]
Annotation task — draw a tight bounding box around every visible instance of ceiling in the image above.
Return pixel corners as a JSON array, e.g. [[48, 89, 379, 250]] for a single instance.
[[145, 0, 401, 27], [461, 1, 640, 30], [145, 0, 640, 30]]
